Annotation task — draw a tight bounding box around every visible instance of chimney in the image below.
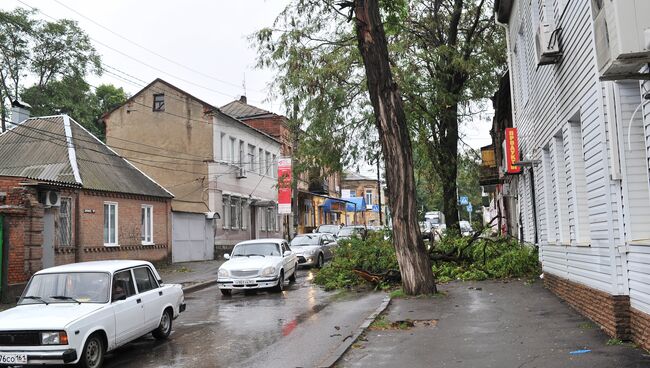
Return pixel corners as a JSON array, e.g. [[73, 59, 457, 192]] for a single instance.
[[11, 100, 31, 127], [239, 95, 247, 104]]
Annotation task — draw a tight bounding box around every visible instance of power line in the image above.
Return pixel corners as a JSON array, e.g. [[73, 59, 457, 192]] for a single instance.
[[16, 0, 263, 103], [52, 0, 262, 93]]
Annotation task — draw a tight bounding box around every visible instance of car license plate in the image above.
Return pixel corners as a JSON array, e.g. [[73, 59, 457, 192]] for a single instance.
[[0, 353, 27, 364], [233, 279, 256, 285]]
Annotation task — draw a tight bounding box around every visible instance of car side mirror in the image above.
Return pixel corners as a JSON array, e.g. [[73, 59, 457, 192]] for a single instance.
[[283, 250, 292, 257], [224, 253, 230, 260], [312, 229, 317, 233]]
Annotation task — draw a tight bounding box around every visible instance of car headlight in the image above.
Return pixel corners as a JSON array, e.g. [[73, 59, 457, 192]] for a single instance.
[[260, 266, 276, 277], [218, 268, 229, 278], [41, 331, 68, 345]]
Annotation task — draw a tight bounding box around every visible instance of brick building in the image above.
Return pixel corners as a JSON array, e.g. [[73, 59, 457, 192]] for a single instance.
[[340, 171, 385, 226], [0, 115, 172, 302]]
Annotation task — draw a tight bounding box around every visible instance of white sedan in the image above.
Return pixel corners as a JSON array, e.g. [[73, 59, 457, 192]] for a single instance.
[[0, 260, 185, 368], [217, 239, 299, 296]]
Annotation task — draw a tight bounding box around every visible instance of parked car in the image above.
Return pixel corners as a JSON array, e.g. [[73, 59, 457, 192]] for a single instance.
[[419, 221, 433, 240], [0, 260, 185, 368], [314, 224, 341, 236], [217, 239, 298, 296], [337, 226, 367, 240], [290, 233, 338, 268], [460, 221, 473, 236]]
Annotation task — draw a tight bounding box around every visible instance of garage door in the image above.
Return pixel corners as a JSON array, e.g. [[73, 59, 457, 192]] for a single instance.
[[172, 212, 214, 263]]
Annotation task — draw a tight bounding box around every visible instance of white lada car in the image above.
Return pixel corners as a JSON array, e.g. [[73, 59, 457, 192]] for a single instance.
[[217, 239, 298, 296], [0, 260, 185, 368]]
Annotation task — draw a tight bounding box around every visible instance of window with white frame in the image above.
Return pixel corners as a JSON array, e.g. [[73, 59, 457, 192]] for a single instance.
[[230, 138, 236, 163], [239, 141, 245, 167], [236, 197, 243, 229], [566, 114, 590, 244], [365, 189, 373, 205], [222, 195, 230, 229], [541, 147, 557, 244], [231, 197, 238, 230], [272, 154, 278, 178], [220, 133, 226, 161], [242, 201, 249, 230], [258, 148, 264, 175], [59, 197, 72, 246], [248, 144, 256, 172], [265, 151, 271, 176], [103, 202, 118, 246], [551, 132, 570, 243], [141, 205, 153, 244]]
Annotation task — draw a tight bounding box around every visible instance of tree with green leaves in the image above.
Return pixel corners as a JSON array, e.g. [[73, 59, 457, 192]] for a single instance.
[[253, 0, 505, 293], [0, 8, 101, 132]]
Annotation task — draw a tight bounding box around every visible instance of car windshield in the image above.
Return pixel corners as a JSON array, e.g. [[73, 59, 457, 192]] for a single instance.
[[338, 227, 361, 236], [19, 272, 110, 304], [232, 243, 281, 257], [291, 235, 320, 246], [318, 225, 340, 234]]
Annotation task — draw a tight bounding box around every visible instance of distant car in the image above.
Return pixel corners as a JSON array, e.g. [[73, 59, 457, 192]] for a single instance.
[[217, 239, 298, 296], [460, 221, 473, 236], [337, 226, 367, 240], [291, 233, 338, 268], [314, 224, 341, 236], [419, 221, 433, 240], [0, 260, 185, 368]]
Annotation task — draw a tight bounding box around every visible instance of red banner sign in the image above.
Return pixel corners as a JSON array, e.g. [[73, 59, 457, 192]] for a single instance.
[[505, 128, 521, 174], [278, 158, 292, 214]]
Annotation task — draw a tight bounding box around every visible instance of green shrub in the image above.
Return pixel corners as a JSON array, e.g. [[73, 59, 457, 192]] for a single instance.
[[314, 233, 398, 290]]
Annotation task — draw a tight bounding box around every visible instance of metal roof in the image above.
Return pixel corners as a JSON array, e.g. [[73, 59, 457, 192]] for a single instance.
[[343, 171, 376, 181], [0, 115, 172, 198], [220, 99, 277, 120]]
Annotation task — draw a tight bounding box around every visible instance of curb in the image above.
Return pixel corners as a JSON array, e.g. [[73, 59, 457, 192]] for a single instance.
[[182, 279, 218, 294], [318, 295, 392, 368]]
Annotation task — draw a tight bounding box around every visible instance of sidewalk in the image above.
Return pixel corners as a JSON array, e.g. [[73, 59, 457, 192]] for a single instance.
[[156, 259, 223, 291], [337, 280, 650, 368]]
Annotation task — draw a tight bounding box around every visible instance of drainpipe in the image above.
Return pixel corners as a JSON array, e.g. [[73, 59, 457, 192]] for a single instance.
[[75, 193, 81, 263]]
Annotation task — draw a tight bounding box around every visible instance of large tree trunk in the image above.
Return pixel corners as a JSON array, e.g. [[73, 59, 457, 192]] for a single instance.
[[352, 0, 436, 295], [438, 102, 460, 234]]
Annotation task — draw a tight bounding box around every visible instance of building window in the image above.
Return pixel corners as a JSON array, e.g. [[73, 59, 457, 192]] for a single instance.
[[242, 201, 249, 230], [103, 202, 118, 246], [239, 140, 245, 167], [231, 197, 238, 230], [265, 151, 271, 176], [220, 133, 226, 161], [153, 94, 165, 111], [258, 148, 264, 175], [141, 205, 153, 244], [566, 114, 590, 244], [551, 132, 570, 243], [365, 189, 373, 205], [230, 137, 236, 163], [272, 154, 278, 178], [59, 197, 72, 246], [222, 195, 230, 229], [248, 144, 256, 172]]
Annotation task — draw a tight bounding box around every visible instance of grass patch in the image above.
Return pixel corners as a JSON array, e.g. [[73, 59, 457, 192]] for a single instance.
[[579, 322, 596, 330], [607, 338, 624, 346], [389, 289, 406, 299]]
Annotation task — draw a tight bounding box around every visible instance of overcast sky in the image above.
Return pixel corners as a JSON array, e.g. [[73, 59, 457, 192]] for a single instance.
[[1, 0, 492, 171]]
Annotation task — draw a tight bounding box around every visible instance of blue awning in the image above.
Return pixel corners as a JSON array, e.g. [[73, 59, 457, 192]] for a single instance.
[[345, 197, 366, 212], [322, 198, 344, 212]]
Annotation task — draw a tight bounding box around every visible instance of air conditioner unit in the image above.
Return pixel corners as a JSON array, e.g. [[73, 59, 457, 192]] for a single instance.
[[534, 22, 562, 65], [593, 0, 650, 80], [45, 191, 61, 207], [236, 166, 247, 179]]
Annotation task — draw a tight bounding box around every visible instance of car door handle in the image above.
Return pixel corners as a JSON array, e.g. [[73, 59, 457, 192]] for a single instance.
[[159, 291, 163, 296], [136, 298, 142, 304]]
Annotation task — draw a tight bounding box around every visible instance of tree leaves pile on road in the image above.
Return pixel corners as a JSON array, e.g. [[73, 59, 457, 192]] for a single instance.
[[314, 232, 398, 291], [431, 236, 539, 282]]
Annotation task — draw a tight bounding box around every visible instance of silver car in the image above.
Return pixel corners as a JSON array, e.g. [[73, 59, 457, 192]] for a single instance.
[[291, 233, 338, 268]]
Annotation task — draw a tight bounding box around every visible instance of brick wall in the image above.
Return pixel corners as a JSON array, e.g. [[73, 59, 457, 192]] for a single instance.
[[77, 191, 171, 263], [240, 116, 292, 156], [631, 308, 650, 350], [544, 272, 630, 339]]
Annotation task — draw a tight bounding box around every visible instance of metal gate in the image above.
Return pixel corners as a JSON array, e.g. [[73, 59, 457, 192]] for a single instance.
[[172, 212, 214, 263]]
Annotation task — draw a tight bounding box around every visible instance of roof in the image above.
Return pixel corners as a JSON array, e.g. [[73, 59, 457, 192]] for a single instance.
[[35, 260, 156, 275], [220, 99, 277, 120], [0, 115, 173, 198], [343, 171, 376, 182]]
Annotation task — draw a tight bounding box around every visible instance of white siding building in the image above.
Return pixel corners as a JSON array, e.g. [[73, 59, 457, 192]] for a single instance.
[[496, 0, 650, 347]]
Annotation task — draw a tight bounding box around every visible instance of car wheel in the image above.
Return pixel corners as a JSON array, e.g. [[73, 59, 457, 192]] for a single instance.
[[272, 271, 284, 292], [288, 266, 297, 283], [78, 333, 104, 368], [220, 288, 232, 297], [316, 254, 324, 269], [152, 308, 173, 340]]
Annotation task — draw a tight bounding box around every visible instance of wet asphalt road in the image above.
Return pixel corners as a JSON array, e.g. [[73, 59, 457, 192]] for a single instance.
[[100, 269, 383, 368]]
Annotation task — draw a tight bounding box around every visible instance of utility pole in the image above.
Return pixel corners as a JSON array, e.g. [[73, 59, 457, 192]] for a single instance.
[[376, 152, 383, 226]]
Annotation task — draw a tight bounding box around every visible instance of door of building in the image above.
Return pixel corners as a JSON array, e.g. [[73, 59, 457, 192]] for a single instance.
[[42, 209, 55, 269]]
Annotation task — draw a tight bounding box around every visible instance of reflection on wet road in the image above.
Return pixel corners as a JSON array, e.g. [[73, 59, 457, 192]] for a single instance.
[[103, 269, 333, 368]]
